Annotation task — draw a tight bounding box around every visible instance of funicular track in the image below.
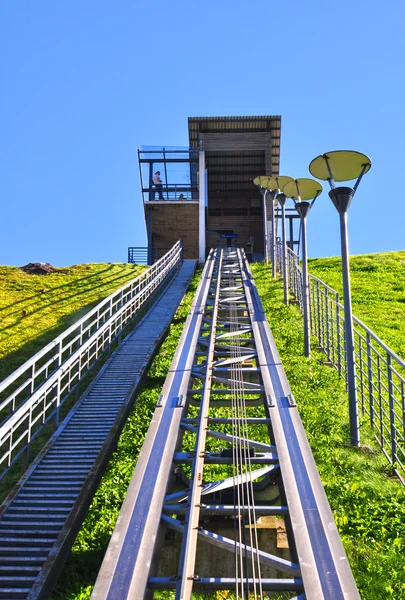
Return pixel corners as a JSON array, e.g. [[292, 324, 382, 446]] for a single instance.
[[92, 248, 360, 600]]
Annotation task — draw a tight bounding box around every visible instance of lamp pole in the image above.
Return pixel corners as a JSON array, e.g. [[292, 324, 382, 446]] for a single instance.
[[283, 178, 323, 360], [295, 201, 312, 356], [309, 150, 371, 447], [277, 193, 289, 305], [262, 187, 269, 264], [268, 190, 277, 277], [330, 187, 359, 446], [253, 176, 272, 264]]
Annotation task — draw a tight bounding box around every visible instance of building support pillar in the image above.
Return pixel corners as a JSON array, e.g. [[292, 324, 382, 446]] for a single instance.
[[199, 150, 206, 263]]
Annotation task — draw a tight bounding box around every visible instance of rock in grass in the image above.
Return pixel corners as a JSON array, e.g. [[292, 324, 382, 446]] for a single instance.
[[20, 262, 64, 275]]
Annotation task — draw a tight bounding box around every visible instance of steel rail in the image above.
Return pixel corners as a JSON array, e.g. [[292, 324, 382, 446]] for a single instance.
[[92, 247, 360, 600], [0, 259, 196, 600], [91, 249, 217, 600], [0, 241, 182, 416], [238, 248, 360, 599], [0, 242, 183, 479], [176, 250, 223, 598]]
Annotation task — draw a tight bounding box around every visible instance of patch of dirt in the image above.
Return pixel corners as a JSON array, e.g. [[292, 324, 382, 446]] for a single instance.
[[20, 262, 68, 275]]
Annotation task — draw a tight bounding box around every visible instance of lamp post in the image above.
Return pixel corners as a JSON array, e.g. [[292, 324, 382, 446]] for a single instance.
[[253, 176, 272, 264], [266, 176, 294, 304], [309, 150, 371, 447], [266, 185, 278, 277], [283, 178, 323, 358]]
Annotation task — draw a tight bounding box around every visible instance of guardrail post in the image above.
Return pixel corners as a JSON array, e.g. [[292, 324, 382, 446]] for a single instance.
[[402, 381, 405, 445], [377, 355, 384, 448], [316, 280, 321, 346], [366, 332, 374, 428], [55, 341, 63, 428], [336, 293, 342, 376], [0, 241, 184, 481], [358, 332, 365, 414], [325, 288, 330, 361], [387, 353, 397, 467]]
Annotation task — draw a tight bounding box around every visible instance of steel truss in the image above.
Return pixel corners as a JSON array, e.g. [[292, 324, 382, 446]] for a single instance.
[[92, 248, 360, 600]]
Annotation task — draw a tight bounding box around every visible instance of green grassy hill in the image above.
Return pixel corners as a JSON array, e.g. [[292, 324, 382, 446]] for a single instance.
[[51, 255, 404, 600], [309, 251, 405, 359], [0, 263, 145, 382], [0, 254, 404, 599]]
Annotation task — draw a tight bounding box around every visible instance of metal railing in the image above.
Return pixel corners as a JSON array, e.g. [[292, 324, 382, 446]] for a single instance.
[[0, 241, 183, 478], [128, 247, 148, 265], [280, 243, 405, 485], [128, 247, 175, 266], [143, 185, 198, 202]]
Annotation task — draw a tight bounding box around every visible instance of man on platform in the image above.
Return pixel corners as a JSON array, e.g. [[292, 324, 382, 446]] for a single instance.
[[152, 171, 164, 200]]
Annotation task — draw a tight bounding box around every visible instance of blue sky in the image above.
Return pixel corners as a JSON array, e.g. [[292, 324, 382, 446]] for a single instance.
[[1, 0, 404, 266]]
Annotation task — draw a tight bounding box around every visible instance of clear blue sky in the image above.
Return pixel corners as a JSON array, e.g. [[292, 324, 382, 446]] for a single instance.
[[1, 0, 404, 266]]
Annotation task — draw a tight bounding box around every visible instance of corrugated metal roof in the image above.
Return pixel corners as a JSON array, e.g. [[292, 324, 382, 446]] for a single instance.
[[188, 115, 281, 195]]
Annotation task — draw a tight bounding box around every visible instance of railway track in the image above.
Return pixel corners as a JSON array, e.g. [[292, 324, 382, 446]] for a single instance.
[[92, 247, 360, 600]]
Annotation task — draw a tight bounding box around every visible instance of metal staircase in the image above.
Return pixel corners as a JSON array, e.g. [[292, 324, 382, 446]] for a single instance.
[[0, 259, 196, 600]]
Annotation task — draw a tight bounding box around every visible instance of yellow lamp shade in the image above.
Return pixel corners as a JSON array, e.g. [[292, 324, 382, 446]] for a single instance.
[[283, 178, 323, 201], [253, 176, 271, 187], [266, 176, 294, 191], [309, 150, 371, 182]]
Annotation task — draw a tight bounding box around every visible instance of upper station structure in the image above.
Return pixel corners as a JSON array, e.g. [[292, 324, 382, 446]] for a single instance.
[[136, 115, 302, 264]]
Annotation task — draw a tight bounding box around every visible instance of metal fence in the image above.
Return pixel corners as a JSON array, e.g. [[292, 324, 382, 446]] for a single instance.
[[0, 241, 183, 478], [128, 247, 149, 265], [279, 243, 405, 485], [128, 247, 176, 266]]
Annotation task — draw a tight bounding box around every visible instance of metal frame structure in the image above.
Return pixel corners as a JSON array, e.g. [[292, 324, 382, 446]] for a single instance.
[[127, 247, 148, 265], [0, 242, 183, 480], [283, 243, 405, 485], [92, 247, 359, 600], [138, 146, 199, 202], [127, 246, 176, 266]]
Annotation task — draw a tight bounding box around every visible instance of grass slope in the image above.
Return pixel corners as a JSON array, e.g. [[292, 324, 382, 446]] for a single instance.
[[308, 251, 405, 359], [0, 263, 145, 382], [54, 260, 404, 600], [2, 255, 404, 599], [252, 263, 405, 600], [50, 270, 202, 600]]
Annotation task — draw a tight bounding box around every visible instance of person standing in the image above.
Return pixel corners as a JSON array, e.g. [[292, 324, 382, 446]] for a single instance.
[[152, 171, 164, 200]]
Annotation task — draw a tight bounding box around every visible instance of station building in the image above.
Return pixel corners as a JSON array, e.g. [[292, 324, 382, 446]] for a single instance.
[[136, 115, 293, 264]]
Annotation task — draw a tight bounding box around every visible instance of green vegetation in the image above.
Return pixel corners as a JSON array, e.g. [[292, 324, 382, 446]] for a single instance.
[[2, 254, 404, 599], [0, 263, 145, 382], [53, 257, 405, 600], [309, 251, 405, 359], [251, 263, 405, 600], [51, 270, 202, 600]]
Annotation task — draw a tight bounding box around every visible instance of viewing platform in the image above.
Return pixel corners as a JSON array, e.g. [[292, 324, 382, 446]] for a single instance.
[[138, 146, 199, 203]]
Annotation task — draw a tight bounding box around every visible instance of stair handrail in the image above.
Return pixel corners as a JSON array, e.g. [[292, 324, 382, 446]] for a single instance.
[[0, 241, 182, 428]]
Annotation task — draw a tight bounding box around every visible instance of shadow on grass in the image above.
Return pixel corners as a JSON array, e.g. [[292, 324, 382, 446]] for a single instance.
[[51, 548, 105, 599], [0, 264, 117, 313], [0, 265, 143, 335], [0, 300, 101, 382]]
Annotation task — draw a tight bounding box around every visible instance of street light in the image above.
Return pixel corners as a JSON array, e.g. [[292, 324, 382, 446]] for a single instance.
[[309, 150, 371, 447], [283, 178, 323, 358], [253, 176, 272, 264], [267, 176, 294, 304]]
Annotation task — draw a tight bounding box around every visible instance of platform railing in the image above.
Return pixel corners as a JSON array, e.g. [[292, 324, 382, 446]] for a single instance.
[[127, 247, 149, 265], [280, 243, 405, 484], [0, 241, 183, 478]]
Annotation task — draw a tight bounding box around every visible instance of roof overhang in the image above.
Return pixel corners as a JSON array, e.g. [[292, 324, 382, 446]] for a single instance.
[[188, 115, 281, 196]]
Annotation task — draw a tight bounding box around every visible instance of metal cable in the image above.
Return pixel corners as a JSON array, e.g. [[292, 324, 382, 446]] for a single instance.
[[224, 249, 264, 599]]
